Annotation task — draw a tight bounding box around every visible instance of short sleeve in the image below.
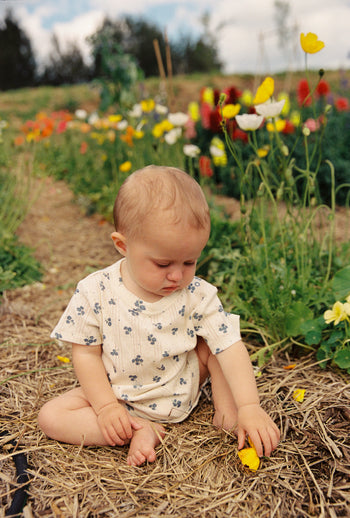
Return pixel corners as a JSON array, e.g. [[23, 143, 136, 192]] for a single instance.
[[50, 281, 103, 346], [191, 282, 241, 354]]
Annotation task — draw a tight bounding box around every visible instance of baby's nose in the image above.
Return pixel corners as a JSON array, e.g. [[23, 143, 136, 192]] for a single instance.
[[167, 268, 183, 282]]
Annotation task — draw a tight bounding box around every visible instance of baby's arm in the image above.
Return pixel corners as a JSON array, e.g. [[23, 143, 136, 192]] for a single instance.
[[72, 343, 141, 446], [216, 340, 280, 457]]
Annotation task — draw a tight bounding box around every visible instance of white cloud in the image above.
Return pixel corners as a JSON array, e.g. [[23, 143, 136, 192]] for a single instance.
[[2, 0, 349, 73]]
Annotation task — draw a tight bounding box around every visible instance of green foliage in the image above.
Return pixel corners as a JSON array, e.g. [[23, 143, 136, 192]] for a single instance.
[[0, 136, 42, 299], [298, 267, 350, 374], [88, 22, 143, 111], [0, 236, 42, 294]]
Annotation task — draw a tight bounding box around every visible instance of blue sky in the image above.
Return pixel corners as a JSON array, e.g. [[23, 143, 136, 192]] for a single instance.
[[1, 0, 349, 74]]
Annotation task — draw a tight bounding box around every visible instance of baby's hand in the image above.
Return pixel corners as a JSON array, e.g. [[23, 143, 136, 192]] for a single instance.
[[237, 403, 280, 457], [97, 401, 142, 446]]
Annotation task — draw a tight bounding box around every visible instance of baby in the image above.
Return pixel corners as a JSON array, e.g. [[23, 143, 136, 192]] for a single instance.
[[38, 165, 280, 466]]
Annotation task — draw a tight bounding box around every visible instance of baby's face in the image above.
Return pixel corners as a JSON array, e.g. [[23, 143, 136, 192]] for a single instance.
[[120, 219, 209, 302]]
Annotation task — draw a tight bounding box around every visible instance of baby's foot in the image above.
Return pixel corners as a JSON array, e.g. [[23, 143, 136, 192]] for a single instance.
[[127, 420, 165, 467], [213, 407, 238, 433]]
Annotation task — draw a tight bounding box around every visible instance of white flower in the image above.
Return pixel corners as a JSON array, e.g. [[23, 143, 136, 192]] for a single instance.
[[155, 104, 168, 115], [75, 109, 88, 120], [168, 112, 189, 127], [164, 128, 182, 145], [183, 144, 200, 157], [255, 99, 285, 118], [235, 114, 264, 131], [116, 120, 128, 130], [128, 104, 142, 118], [88, 112, 100, 125], [209, 145, 225, 157]]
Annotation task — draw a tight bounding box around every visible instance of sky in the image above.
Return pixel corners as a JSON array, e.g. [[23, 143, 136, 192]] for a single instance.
[[1, 0, 349, 74]]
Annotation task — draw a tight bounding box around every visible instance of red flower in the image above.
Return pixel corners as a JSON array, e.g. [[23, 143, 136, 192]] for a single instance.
[[209, 107, 222, 133], [335, 97, 349, 111], [316, 79, 330, 97], [213, 88, 221, 106], [200, 103, 212, 129], [56, 120, 68, 134], [297, 79, 312, 107], [232, 127, 248, 143], [199, 156, 213, 177], [282, 120, 295, 134], [224, 86, 242, 105]]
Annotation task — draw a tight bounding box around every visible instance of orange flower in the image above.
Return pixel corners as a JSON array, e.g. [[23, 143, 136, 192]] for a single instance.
[[80, 141, 88, 154]]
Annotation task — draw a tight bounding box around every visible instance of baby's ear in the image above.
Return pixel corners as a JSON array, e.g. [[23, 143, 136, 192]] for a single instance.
[[111, 232, 127, 255]]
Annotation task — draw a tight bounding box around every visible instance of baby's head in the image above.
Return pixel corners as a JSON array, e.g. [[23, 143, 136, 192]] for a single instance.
[[113, 165, 210, 239]]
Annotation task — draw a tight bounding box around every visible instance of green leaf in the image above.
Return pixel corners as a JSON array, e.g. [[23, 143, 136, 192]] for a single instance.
[[285, 302, 313, 337], [334, 348, 350, 369], [332, 265, 350, 300], [305, 329, 322, 345]]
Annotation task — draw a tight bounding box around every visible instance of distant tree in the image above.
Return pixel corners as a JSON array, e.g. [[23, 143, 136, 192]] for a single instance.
[[0, 10, 37, 90], [89, 15, 222, 78], [40, 34, 92, 86], [88, 19, 142, 111]]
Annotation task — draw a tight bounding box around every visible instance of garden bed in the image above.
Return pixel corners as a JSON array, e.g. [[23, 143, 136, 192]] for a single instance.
[[1, 176, 349, 517]]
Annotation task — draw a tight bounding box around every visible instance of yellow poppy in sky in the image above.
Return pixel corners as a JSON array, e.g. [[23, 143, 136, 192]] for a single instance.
[[300, 33, 325, 54]]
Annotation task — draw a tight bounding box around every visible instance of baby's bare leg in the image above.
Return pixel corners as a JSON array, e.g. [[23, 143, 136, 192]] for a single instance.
[[38, 387, 111, 445], [38, 388, 165, 466], [196, 338, 238, 431]]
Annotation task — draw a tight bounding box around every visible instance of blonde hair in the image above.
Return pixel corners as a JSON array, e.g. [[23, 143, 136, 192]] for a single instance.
[[113, 165, 210, 238]]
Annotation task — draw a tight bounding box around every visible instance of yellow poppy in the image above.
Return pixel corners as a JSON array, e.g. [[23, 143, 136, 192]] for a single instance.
[[324, 301, 350, 325], [266, 119, 286, 132], [238, 444, 260, 471], [300, 32, 325, 54], [253, 77, 274, 105], [222, 103, 241, 119], [119, 161, 132, 173], [293, 389, 306, 402]]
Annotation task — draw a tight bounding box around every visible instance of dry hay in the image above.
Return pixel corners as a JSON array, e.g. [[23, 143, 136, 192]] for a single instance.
[[1, 340, 350, 518]]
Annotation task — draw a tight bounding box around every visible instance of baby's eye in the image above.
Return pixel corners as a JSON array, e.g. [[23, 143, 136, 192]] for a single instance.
[[185, 261, 196, 266], [156, 263, 170, 268]]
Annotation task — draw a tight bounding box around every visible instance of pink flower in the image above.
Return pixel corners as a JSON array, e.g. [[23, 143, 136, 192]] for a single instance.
[[304, 118, 319, 132], [56, 120, 67, 134], [184, 118, 197, 139]]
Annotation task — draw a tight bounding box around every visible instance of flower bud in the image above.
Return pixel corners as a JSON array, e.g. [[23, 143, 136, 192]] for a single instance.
[[302, 126, 311, 137]]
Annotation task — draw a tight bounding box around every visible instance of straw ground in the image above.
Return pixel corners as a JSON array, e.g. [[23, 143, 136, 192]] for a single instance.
[[1, 177, 350, 517]]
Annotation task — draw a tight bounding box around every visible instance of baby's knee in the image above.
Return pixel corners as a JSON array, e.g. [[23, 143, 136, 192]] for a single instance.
[[37, 399, 59, 437]]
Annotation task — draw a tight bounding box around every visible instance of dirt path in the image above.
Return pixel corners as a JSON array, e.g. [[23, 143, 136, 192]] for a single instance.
[[0, 176, 118, 344]]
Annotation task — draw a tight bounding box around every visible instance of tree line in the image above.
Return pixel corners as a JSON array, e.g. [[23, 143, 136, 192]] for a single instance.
[[0, 10, 222, 91]]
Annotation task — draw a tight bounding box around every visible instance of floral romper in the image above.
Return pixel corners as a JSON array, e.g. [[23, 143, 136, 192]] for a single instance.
[[51, 259, 241, 422]]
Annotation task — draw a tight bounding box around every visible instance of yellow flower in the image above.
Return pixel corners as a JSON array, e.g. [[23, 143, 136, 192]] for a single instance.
[[57, 355, 70, 364], [266, 119, 286, 132], [108, 114, 122, 123], [300, 32, 325, 54], [253, 77, 274, 105], [324, 301, 350, 325], [240, 89, 253, 106], [257, 146, 270, 158], [119, 161, 132, 173], [238, 444, 260, 471], [290, 110, 301, 127], [222, 103, 241, 119], [277, 92, 290, 116], [293, 389, 306, 402], [141, 99, 155, 112], [202, 87, 214, 106], [133, 130, 144, 139], [188, 101, 200, 121]]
